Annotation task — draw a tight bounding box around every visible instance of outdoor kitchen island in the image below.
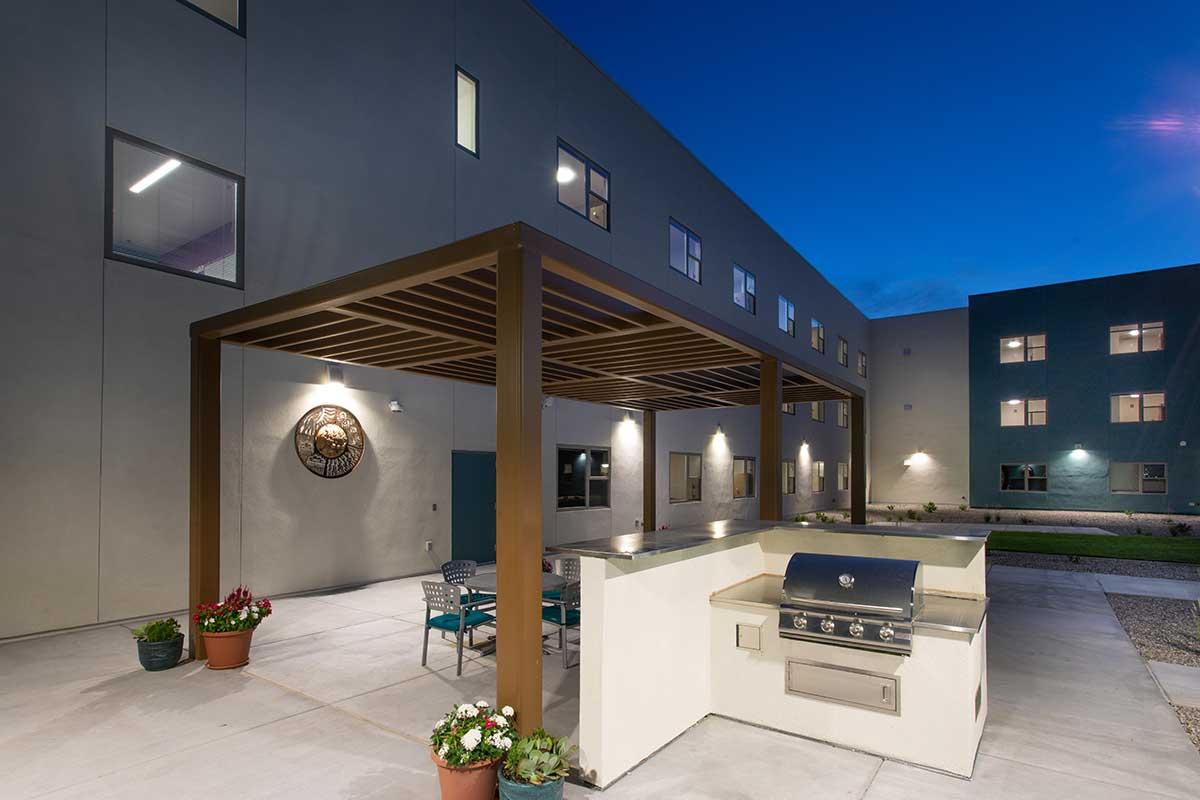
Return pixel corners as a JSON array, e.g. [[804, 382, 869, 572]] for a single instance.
[[549, 520, 989, 788]]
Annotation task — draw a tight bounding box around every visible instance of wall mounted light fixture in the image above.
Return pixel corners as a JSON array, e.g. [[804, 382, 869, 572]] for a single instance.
[[326, 364, 344, 387], [388, 400, 404, 413]]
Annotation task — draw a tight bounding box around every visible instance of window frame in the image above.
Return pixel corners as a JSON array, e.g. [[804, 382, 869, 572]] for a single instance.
[[668, 219, 701, 282], [837, 462, 850, 492], [557, 140, 610, 231], [778, 296, 795, 336], [837, 336, 849, 367], [104, 128, 245, 290], [455, 66, 480, 157], [782, 459, 797, 495], [555, 445, 610, 511], [781, 402, 796, 416], [1000, 333, 1046, 363], [732, 264, 757, 314], [811, 401, 825, 423], [176, 0, 245, 36], [1110, 392, 1165, 424], [1109, 462, 1168, 495], [669, 451, 703, 503], [811, 319, 825, 353], [857, 350, 868, 378], [1109, 322, 1164, 355], [1000, 463, 1048, 492], [811, 460, 826, 493], [836, 400, 849, 428], [732, 456, 757, 499]]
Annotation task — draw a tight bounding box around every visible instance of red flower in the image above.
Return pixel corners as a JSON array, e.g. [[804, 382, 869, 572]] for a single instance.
[[485, 719, 496, 729]]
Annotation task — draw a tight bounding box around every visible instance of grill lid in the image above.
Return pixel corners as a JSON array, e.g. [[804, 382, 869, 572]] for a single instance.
[[782, 553, 919, 619]]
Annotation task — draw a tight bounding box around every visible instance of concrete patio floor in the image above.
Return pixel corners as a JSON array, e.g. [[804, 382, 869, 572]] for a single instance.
[[3, 564, 1199, 799]]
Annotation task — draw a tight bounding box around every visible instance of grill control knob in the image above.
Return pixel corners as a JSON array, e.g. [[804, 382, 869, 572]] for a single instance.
[[848, 620, 864, 638], [820, 617, 836, 634], [792, 613, 807, 630], [879, 624, 895, 642]]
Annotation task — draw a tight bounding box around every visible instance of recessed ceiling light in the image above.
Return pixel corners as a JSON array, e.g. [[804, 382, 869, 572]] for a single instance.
[[129, 158, 181, 193], [1128, 329, 1140, 336], [1007, 339, 1021, 348], [555, 165, 577, 184], [1007, 399, 1022, 406], [1128, 393, 1140, 398]]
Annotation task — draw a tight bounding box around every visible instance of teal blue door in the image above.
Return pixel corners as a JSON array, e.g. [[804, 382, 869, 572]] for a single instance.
[[452, 451, 497, 563]]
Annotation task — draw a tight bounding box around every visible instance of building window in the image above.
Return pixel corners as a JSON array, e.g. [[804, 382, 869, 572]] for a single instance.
[[1110, 392, 1165, 423], [778, 296, 795, 336], [857, 351, 868, 378], [1110, 462, 1167, 494], [782, 459, 796, 495], [1110, 322, 1164, 354], [837, 337, 849, 367], [106, 130, 243, 287], [179, 0, 243, 34], [811, 319, 825, 353], [1000, 398, 1047, 427], [811, 460, 826, 492], [456, 68, 479, 155], [556, 447, 610, 509], [557, 142, 609, 230], [1000, 334, 1046, 363], [733, 457, 756, 499], [668, 220, 701, 282], [836, 400, 849, 428], [781, 402, 796, 415], [838, 462, 850, 491], [669, 452, 702, 502], [733, 264, 756, 313], [1001, 463, 1048, 492], [811, 401, 825, 423]]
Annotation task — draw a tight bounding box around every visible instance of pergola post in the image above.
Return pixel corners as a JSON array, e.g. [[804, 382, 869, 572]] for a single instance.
[[494, 246, 544, 732], [642, 410, 656, 532], [188, 336, 221, 660], [759, 358, 782, 520], [850, 394, 866, 524]]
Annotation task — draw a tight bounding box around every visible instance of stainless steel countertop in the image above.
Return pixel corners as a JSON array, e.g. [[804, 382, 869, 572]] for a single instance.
[[708, 573, 988, 635], [546, 519, 991, 560]]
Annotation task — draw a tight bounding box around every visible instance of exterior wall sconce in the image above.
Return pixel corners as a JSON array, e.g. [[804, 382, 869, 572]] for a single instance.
[[1070, 443, 1087, 459], [715, 423, 724, 436], [904, 449, 929, 467], [325, 364, 344, 386], [388, 400, 404, 413]]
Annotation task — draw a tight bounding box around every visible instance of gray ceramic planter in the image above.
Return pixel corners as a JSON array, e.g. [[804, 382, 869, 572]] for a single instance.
[[498, 772, 564, 800], [136, 635, 184, 671]]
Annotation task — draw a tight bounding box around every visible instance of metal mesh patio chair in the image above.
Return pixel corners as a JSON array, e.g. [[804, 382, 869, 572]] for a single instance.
[[421, 581, 494, 676]]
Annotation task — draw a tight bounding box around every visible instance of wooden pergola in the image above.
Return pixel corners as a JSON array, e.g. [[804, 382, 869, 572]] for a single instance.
[[189, 222, 864, 731]]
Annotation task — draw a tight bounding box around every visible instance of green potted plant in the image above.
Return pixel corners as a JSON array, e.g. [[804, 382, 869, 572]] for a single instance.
[[499, 728, 575, 799], [194, 585, 272, 669], [430, 701, 514, 799], [131, 617, 183, 671]]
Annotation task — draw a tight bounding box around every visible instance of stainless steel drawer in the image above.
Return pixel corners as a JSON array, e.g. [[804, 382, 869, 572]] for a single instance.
[[785, 658, 900, 715]]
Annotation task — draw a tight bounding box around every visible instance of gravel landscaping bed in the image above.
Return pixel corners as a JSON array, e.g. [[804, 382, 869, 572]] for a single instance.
[[1177, 706, 1200, 751], [988, 550, 1200, 580], [867, 503, 1197, 537]]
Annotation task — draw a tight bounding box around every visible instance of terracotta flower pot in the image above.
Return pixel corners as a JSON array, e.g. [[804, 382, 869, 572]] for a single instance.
[[202, 629, 254, 669], [431, 751, 499, 800]]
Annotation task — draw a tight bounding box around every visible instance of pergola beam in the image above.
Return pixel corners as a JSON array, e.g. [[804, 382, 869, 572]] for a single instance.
[[188, 337, 221, 661], [759, 358, 783, 521]]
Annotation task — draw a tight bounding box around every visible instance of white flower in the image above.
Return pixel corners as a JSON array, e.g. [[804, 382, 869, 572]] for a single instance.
[[501, 736, 512, 750], [492, 715, 508, 728], [207, 617, 215, 625], [461, 728, 482, 751], [501, 705, 514, 717], [487, 733, 513, 750], [239, 607, 249, 620], [475, 700, 490, 708], [434, 718, 446, 730], [437, 744, 448, 759], [456, 704, 478, 719]]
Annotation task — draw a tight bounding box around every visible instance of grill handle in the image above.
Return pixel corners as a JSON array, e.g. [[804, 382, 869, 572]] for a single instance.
[[784, 597, 906, 616]]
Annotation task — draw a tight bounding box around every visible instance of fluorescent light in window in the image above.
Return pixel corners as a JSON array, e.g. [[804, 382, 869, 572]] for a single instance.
[[555, 165, 577, 184], [1128, 393, 1140, 398], [129, 158, 181, 193], [1007, 399, 1022, 406], [1007, 339, 1022, 348], [1128, 329, 1140, 336]]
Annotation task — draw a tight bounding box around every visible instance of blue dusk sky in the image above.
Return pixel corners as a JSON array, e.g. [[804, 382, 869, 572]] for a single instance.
[[532, 1, 1200, 317]]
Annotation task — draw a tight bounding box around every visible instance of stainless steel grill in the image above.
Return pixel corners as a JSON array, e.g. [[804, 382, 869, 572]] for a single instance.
[[779, 553, 922, 655]]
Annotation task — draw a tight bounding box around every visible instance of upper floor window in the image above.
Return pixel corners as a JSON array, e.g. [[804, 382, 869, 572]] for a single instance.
[[836, 400, 849, 428], [1110, 392, 1165, 423], [782, 459, 797, 495], [732, 457, 756, 499], [857, 351, 868, 378], [456, 68, 479, 155], [1110, 322, 1163, 355], [1001, 463, 1047, 492], [669, 451, 702, 502], [668, 220, 701, 282], [811, 401, 825, 423], [1110, 462, 1167, 494], [180, 0, 243, 34], [837, 337, 849, 367], [733, 264, 756, 313], [811, 319, 825, 353], [1000, 398, 1046, 427], [557, 142, 609, 229], [778, 297, 796, 336], [781, 402, 796, 415], [107, 130, 242, 288], [556, 446, 609, 509], [1000, 334, 1046, 363], [811, 460, 826, 492], [837, 462, 850, 491]]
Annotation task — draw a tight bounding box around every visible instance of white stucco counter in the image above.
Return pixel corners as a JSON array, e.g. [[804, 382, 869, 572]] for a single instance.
[[549, 521, 989, 788]]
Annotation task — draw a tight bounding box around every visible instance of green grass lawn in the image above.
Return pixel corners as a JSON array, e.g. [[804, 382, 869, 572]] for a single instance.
[[989, 530, 1200, 564]]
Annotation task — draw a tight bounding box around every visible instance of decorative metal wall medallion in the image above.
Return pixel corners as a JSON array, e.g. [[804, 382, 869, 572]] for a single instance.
[[294, 405, 365, 478]]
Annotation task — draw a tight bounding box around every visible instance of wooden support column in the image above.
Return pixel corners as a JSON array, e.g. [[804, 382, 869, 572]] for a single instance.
[[850, 394, 866, 524], [189, 336, 222, 660], [642, 410, 656, 532], [759, 358, 783, 520], [495, 246, 544, 733]]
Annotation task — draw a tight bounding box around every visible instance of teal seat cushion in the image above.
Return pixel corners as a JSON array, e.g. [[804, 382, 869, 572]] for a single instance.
[[428, 610, 494, 631], [541, 607, 580, 626]]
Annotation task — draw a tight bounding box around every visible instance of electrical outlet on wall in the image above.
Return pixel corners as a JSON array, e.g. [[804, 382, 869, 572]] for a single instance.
[[432, 503, 438, 511], [424, 540, 433, 552]]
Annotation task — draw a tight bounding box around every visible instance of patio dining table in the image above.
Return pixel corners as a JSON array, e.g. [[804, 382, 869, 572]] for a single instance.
[[461, 572, 568, 657]]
